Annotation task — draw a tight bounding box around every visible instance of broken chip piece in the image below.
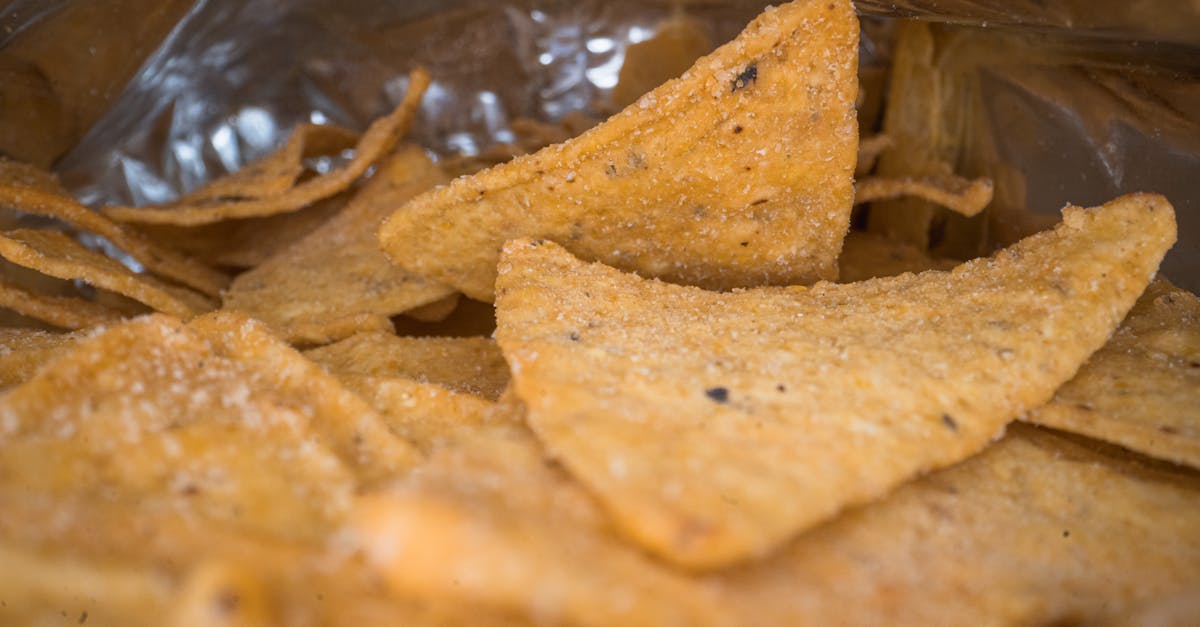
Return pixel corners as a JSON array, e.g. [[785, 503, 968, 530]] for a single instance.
[[1024, 279, 1200, 468], [0, 277, 124, 330], [380, 0, 859, 301], [495, 193, 1175, 569], [855, 173, 993, 217], [222, 146, 454, 345], [102, 69, 431, 226]]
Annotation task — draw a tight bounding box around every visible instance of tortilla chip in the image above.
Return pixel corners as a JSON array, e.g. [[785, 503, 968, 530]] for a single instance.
[[304, 332, 509, 401], [102, 69, 431, 226], [0, 160, 230, 297], [494, 193, 1176, 569], [222, 147, 454, 345], [709, 424, 1200, 624], [391, 296, 497, 338], [187, 312, 422, 482], [133, 191, 350, 270], [0, 229, 214, 319], [0, 315, 358, 544], [0, 542, 174, 627], [176, 123, 358, 206], [855, 173, 993, 217], [402, 292, 461, 323], [0, 277, 124, 329], [0, 326, 82, 388], [380, 0, 859, 301], [1024, 279, 1200, 468], [837, 230, 958, 283], [611, 12, 712, 109], [354, 423, 734, 627]]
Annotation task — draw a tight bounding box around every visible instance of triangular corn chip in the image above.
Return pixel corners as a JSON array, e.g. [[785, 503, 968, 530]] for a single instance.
[[0, 229, 214, 319], [494, 193, 1176, 569], [186, 312, 422, 481], [222, 146, 454, 345], [304, 332, 509, 401], [1024, 279, 1200, 468], [0, 326, 82, 388], [103, 69, 431, 226], [380, 0, 859, 301], [0, 159, 229, 297], [0, 315, 357, 543]]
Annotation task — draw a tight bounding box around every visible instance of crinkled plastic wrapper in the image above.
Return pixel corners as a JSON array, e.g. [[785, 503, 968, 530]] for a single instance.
[[1, 0, 1197, 289]]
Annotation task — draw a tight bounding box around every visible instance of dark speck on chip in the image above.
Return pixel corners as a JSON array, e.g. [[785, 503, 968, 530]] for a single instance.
[[705, 387, 730, 403], [732, 63, 758, 92], [941, 414, 958, 431]]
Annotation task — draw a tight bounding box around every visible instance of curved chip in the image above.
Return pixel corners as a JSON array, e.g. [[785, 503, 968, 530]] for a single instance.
[[494, 193, 1176, 569], [0, 277, 124, 330], [855, 173, 993, 217], [0, 161, 230, 297], [0, 229, 214, 319], [380, 0, 859, 301], [102, 69, 431, 226], [1024, 279, 1200, 468], [222, 146, 454, 345]]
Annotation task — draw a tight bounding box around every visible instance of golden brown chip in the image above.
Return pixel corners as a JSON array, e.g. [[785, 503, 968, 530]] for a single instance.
[[304, 332, 509, 401], [102, 69, 431, 226], [0, 326, 82, 388], [1024, 280, 1200, 468], [402, 292, 462, 323], [176, 123, 358, 206], [133, 191, 350, 270], [0, 315, 358, 543], [0, 229, 214, 319], [494, 193, 1176, 569], [855, 173, 993, 217], [611, 12, 712, 109], [354, 423, 734, 627], [380, 0, 859, 301], [186, 312, 422, 482], [836, 230, 958, 283], [708, 425, 1200, 625], [0, 160, 230, 297], [222, 146, 454, 345], [0, 277, 125, 329]]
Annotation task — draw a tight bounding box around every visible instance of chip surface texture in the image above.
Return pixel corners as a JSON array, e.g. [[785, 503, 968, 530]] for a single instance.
[[495, 193, 1176, 569]]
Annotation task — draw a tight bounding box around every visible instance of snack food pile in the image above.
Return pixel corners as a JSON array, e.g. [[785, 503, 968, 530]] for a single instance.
[[0, 0, 1196, 624]]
